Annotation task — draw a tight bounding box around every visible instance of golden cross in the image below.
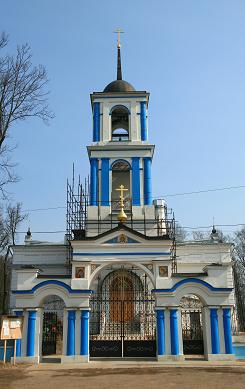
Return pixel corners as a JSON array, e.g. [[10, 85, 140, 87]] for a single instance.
[[116, 184, 128, 222], [116, 184, 128, 205], [114, 28, 124, 48]]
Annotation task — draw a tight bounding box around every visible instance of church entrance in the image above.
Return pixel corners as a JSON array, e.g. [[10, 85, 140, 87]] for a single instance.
[[180, 295, 204, 355], [41, 295, 64, 356], [89, 268, 156, 358]]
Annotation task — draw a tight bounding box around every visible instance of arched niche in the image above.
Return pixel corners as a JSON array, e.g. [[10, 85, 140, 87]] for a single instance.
[[111, 159, 131, 209], [111, 105, 129, 141]]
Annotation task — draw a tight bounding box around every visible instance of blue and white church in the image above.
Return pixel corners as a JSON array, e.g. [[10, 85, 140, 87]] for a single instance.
[[11, 37, 235, 364]]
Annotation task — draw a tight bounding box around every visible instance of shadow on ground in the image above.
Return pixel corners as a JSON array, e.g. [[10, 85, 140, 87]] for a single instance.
[[0, 363, 30, 389], [45, 366, 245, 378]]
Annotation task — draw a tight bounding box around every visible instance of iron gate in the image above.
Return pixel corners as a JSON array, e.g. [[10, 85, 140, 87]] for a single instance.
[[42, 311, 63, 355], [181, 309, 204, 355], [90, 269, 156, 358]]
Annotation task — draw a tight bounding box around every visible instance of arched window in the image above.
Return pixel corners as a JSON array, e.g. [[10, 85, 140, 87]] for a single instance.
[[111, 160, 131, 210], [111, 105, 129, 141]]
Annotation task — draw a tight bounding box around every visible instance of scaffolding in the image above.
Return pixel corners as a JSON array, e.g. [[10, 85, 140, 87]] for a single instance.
[[66, 176, 177, 274], [66, 176, 89, 266]]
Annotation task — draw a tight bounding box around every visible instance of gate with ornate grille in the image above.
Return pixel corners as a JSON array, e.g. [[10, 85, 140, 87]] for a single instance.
[[42, 312, 59, 355], [42, 295, 64, 356], [89, 269, 156, 358], [181, 296, 204, 355]]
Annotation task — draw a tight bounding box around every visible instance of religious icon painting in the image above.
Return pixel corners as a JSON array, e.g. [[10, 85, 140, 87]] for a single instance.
[[159, 266, 168, 277], [75, 267, 85, 278], [118, 233, 128, 243]]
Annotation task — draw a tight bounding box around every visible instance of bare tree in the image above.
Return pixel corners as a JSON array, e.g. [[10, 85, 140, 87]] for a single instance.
[[0, 203, 26, 314], [0, 32, 54, 196], [192, 228, 230, 243], [191, 230, 209, 241], [232, 227, 245, 331], [175, 223, 188, 242], [0, 32, 53, 311], [0, 143, 18, 197], [233, 227, 245, 269]]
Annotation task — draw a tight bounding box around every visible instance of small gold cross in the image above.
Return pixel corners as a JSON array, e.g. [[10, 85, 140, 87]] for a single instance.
[[114, 28, 124, 48]]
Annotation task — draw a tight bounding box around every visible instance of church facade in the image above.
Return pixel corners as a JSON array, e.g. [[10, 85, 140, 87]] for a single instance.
[[11, 40, 235, 363]]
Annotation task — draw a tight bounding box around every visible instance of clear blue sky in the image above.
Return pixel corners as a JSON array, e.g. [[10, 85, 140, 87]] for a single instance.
[[1, 0, 245, 242]]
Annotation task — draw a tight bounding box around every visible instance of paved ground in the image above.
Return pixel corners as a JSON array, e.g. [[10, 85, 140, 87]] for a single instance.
[[1, 361, 245, 389]]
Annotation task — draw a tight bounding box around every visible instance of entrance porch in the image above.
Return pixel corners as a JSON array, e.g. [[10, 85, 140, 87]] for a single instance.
[[11, 268, 235, 363]]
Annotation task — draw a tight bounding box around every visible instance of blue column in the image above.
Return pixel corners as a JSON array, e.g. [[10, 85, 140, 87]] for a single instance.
[[80, 310, 90, 356], [15, 311, 23, 357], [93, 102, 100, 142], [101, 158, 110, 206], [223, 308, 233, 354], [210, 308, 220, 354], [157, 310, 165, 356], [140, 101, 148, 141], [132, 157, 140, 206], [143, 157, 152, 205], [67, 310, 76, 356], [26, 310, 36, 357], [170, 309, 180, 355], [90, 158, 98, 205]]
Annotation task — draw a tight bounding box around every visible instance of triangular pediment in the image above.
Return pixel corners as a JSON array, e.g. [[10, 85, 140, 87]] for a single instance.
[[72, 223, 171, 245]]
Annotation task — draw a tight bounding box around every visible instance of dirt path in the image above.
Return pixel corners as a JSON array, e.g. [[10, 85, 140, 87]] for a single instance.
[[0, 364, 245, 389]]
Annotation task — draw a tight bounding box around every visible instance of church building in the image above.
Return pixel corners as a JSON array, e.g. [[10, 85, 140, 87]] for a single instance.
[[11, 36, 235, 363]]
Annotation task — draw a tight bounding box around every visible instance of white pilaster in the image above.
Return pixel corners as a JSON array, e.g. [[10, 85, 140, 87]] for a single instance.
[[62, 308, 68, 356], [218, 307, 226, 355]]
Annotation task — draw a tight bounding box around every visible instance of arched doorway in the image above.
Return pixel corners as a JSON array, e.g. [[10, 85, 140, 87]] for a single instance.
[[90, 267, 156, 358], [42, 295, 65, 356], [180, 294, 204, 355], [109, 271, 134, 322]]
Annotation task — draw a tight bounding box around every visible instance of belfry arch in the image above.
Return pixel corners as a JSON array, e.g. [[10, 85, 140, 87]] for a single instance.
[[111, 105, 130, 141]]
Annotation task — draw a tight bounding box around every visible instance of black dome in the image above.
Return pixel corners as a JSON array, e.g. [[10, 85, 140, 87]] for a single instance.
[[103, 79, 135, 93]]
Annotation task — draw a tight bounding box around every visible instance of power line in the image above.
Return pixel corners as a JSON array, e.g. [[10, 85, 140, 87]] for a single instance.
[[158, 185, 245, 198], [23, 184, 245, 213], [16, 223, 245, 234], [180, 223, 245, 230], [24, 206, 66, 212], [17, 230, 66, 234]]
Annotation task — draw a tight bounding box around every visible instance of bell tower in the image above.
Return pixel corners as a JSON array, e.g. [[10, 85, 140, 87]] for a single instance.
[[87, 34, 159, 233]]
